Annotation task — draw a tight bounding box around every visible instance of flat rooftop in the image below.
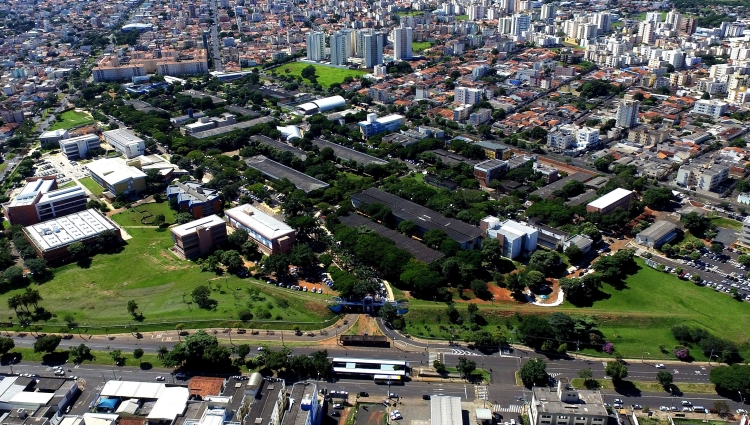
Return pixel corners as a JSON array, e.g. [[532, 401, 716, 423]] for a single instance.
[[225, 204, 295, 240], [191, 116, 274, 139], [250, 135, 307, 159], [10, 178, 56, 207], [102, 129, 144, 145], [532, 386, 608, 416], [245, 156, 329, 193], [24, 209, 117, 252], [312, 138, 388, 166], [86, 158, 147, 186], [171, 215, 226, 237], [339, 213, 444, 264], [587, 188, 633, 209]]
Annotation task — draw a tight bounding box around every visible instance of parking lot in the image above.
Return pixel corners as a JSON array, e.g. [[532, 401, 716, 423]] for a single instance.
[[644, 247, 750, 301]]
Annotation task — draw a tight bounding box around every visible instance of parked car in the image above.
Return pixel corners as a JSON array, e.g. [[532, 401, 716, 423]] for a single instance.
[[156, 376, 165, 381]]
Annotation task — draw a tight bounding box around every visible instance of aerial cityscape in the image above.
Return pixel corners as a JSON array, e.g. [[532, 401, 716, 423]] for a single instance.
[[0, 0, 749, 424]]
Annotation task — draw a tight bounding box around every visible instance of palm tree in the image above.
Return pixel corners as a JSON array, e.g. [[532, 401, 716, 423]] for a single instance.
[[22, 288, 42, 310], [157, 345, 169, 360], [7, 295, 22, 313]]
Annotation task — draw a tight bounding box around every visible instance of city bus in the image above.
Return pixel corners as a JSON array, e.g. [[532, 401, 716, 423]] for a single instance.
[[331, 357, 410, 380]]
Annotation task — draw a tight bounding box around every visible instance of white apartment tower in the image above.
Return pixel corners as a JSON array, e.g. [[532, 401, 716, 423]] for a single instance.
[[615, 100, 640, 129], [363, 33, 383, 68], [638, 21, 656, 44], [394, 23, 413, 61], [306, 31, 326, 62], [455, 87, 483, 105], [329, 31, 349, 66], [512, 13, 531, 36], [541, 3, 556, 21]]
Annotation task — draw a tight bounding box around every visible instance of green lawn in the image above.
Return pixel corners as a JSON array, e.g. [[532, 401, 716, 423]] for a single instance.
[[631, 11, 667, 21], [455, 15, 469, 20], [277, 62, 367, 87], [0, 227, 336, 332], [78, 177, 103, 196], [560, 259, 750, 360], [48, 110, 95, 131], [395, 11, 424, 16], [412, 41, 433, 52], [58, 181, 78, 189], [111, 202, 176, 227], [710, 217, 742, 231]]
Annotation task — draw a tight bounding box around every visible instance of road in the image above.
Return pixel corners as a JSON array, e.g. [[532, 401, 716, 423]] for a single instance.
[[207, 0, 223, 72]]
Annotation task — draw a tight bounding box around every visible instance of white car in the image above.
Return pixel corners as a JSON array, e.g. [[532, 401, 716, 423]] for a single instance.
[[655, 364, 665, 368], [156, 376, 165, 381], [390, 410, 403, 420], [659, 406, 668, 411], [258, 346, 265, 351]]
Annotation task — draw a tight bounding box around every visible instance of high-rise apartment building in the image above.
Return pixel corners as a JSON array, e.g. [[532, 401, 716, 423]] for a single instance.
[[363, 32, 383, 68], [393, 23, 413, 61], [306, 31, 326, 62], [615, 100, 640, 128], [541, 3, 555, 21], [511, 13, 531, 36], [329, 31, 348, 65], [455, 87, 483, 105], [638, 21, 655, 44]]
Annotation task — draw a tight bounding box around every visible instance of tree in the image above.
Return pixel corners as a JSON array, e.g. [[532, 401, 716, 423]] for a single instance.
[[67, 241, 86, 257], [33, 335, 61, 353], [657, 370, 673, 389], [237, 344, 251, 359], [456, 356, 477, 379], [25, 258, 48, 277], [710, 243, 724, 254], [642, 187, 673, 209], [524, 271, 546, 291], [163, 330, 231, 370], [110, 349, 123, 365], [127, 300, 139, 316], [0, 337, 14, 354], [220, 250, 244, 270], [710, 364, 750, 396], [559, 274, 602, 305], [470, 279, 491, 299], [738, 254, 750, 266], [175, 212, 193, 224], [133, 348, 144, 363], [681, 212, 711, 236], [300, 65, 317, 80], [594, 155, 613, 172], [228, 229, 249, 247], [520, 358, 548, 387], [69, 343, 92, 363], [605, 360, 628, 383], [157, 346, 169, 360], [433, 360, 447, 373], [565, 244, 584, 263], [714, 401, 730, 417], [397, 220, 416, 236], [527, 250, 562, 276], [192, 285, 217, 309], [379, 303, 398, 324]]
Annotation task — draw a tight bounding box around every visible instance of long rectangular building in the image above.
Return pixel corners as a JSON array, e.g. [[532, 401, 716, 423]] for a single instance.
[[351, 187, 482, 249], [225, 204, 295, 255], [586, 188, 634, 215], [3, 177, 88, 226], [59, 134, 101, 160], [311, 138, 388, 166], [23, 209, 120, 261], [245, 155, 329, 193], [250, 135, 307, 159], [102, 129, 145, 158], [170, 215, 228, 260]]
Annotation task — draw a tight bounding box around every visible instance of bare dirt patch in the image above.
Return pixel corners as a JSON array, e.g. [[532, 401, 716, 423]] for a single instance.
[[358, 315, 382, 336]]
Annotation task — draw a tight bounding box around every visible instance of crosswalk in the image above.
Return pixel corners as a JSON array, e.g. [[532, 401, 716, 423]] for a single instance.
[[494, 404, 523, 413], [549, 372, 562, 378], [451, 349, 481, 356]]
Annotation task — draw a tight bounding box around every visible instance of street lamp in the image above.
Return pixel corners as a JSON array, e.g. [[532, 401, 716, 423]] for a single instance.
[[739, 390, 745, 406], [9, 356, 17, 374], [641, 351, 650, 363]]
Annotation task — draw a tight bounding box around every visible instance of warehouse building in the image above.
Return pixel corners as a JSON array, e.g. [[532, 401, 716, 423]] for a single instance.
[[431, 396, 463, 425], [295, 95, 346, 115], [311, 138, 388, 165], [245, 156, 329, 193], [23, 209, 121, 261], [586, 188, 634, 215], [3, 177, 88, 226], [351, 187, 483, 249], [635, 220, 680, 248], [102, 129, 146, 159], [170, 215, 228, 260], [225, 204, 296, 255]]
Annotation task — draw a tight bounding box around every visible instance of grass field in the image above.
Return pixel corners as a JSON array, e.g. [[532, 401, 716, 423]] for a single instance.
[[395, 11, 424, 16], [49, 110, 95, 131], [631, 11, 668, 21], [570, 378, 717, 394], [0, 227, 336, 332], [455, 15, 469, 20], [78, 177, 103, 196], [58, 181, 78, 189], [111, 202, 176, 227], [412, 41, 433, 52], [710, 217, 742, 230], [277, 62, 367, 87], [401, 259, 750, 361]]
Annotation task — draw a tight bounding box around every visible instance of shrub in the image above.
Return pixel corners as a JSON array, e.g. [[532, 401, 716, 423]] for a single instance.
[[674, 346, 690, 360], [602, 341, 615, 354]]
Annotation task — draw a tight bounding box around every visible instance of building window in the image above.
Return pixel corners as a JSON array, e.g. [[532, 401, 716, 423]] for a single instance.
[[558, 416, 568, 420]]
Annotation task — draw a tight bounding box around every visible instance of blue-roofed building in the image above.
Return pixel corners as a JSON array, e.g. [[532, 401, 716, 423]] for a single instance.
[[166, 181, 222, 219]]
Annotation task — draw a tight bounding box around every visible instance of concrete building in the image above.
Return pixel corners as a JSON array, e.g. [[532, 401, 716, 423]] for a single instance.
[[693, 99, 728, 118], [586, 188, 634, 215], [474, 159, 508, 186], [59, 134, 101, 160], [102, 129, 146, 159], [455, 86, 483, 105], [280, 382, 319, 425], [3, 177, 88, 226], [363, 32, 383, 68], [329, 31, 349, 66], [563, 234, 593, 253], [529, 381, 608, 425], [295, 95, 346, 115], [431, 396, 462, 425], [481, 216, 538, 259], [547, 126, 575, 150], [166, 181, 222, 219], [306, 31, 326, 62], [738, 216, 750, 247], [39, 129, 69, 146], [225, 204, 296, 255], [576, 127, 599, 148], [156, 60, 208, 76], [358, 113, 404, 137], [676, 164, 729, 191], [615, 100, 640, 129], [476, 141, 512, 160], [92, 64, 146, 82], [85, 158, 148, 196], [636, 220, 680, 248], [170, 215, 228, 260], [181, 113, 237, 135], [394, 24, 413, 61], [23, 209, 121, 261]]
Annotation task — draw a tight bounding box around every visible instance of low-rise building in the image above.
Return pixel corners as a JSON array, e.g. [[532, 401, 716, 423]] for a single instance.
[[739, 216, 750, 247], [547, 126, 575, 150], [102, 129, 146, 159], [225, 204, 296, 255], [529, 381, 608, 425], [480, 216, 538, 259], [586, 188, 634, 215], [59, 134, 101, 160], [170, 215, 228, 260], [635, 220, 680, 248], [358, 113, 405, 137], [181, 113, 237, 135], [39, 129, 69, 146], [563, 234, 593, 253], [676, 164, 730, 191], [476, 141, 512, 160], [693, 99, 728, 118], [166, 181, 222, 219], [3, 177, 88, 226], [85, 158, 148, 197], [23, 209, 121, 261], [474, 159, 508, 186]]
